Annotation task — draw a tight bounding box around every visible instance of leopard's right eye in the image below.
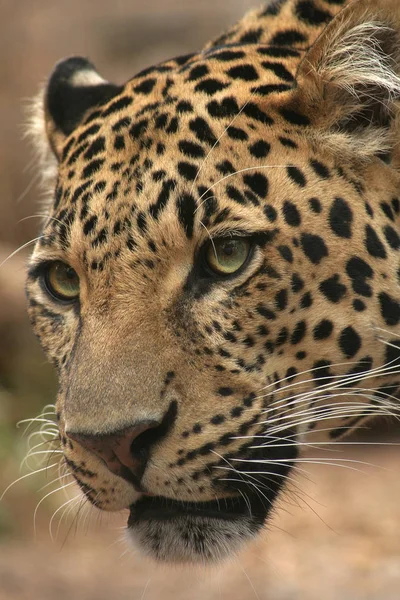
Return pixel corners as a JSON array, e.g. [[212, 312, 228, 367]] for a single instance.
[[43, 261, 80, 303]]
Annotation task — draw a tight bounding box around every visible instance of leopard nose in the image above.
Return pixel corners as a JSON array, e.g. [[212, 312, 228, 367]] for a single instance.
[[67, 420, 162, 487]]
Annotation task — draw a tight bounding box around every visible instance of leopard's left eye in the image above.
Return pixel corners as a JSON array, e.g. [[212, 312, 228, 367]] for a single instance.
[[205, 238, 251, 275], [43, 261, 80, 303]]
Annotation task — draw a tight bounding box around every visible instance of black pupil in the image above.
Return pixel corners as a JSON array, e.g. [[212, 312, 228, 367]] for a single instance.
[[220, 241, 236, 256]]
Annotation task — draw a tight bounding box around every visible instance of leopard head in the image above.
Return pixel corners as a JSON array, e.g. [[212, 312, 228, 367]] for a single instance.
[[26, 0, 400, 563]]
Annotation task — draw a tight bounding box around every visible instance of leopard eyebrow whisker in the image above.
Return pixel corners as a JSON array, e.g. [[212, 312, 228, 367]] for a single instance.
[[0, 235, 46, 270]]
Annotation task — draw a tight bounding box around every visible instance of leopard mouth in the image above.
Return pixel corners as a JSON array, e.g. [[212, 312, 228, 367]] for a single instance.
[[127, 488, 278, 564]]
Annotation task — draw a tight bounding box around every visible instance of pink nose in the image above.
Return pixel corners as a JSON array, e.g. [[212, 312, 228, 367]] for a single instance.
[[67, 421, 160, 484]]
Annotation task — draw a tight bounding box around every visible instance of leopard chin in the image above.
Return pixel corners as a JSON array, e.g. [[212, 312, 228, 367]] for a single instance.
[[126, 480, 286, 564]]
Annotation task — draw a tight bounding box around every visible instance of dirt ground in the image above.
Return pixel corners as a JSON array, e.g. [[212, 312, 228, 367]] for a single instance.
[[1, 0, 400, 598], [1, 447, 400, 600]]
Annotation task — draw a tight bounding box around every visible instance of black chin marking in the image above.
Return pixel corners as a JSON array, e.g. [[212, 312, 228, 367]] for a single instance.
[[128, 494, 267, 525]]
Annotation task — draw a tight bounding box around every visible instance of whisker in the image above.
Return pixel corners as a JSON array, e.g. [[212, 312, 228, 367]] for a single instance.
[[0, 463, 59, 502]]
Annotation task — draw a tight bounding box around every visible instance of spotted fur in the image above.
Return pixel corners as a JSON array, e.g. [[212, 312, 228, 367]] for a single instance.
[[26, 0, 400, 564]]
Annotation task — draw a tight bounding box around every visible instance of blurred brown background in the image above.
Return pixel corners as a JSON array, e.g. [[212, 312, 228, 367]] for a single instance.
[[1, 1, 400, 598]]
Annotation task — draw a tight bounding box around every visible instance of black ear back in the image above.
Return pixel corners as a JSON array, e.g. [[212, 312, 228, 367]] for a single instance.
[[45, 57, 122, 156]]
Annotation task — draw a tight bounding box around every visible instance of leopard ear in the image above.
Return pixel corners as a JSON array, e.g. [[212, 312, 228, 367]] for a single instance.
[[293, 0, 400, 159], [35, 57, 122, 161]]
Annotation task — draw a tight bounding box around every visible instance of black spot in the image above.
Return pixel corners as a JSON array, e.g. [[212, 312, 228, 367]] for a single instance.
[[319, 274, 347, 303], [291, 321, 306, 344], [329, 197, 353, 239], [379, 292, 400, 326], [189, 117, 217, 146], [264, 205, 277, 222], [211, 414, 225, 425], [276, 327, 288, 346], [365, 225, 387, 259], [271, 30, 307, 46], [218, 387, 233, 396], [249, 140, 271, 158], [216, 160, 235, 175], [346, 257, 373, 297], [74, 126, 99, 147], [102, 96, 133, 117], [82, 159, 104, 179], [260, 62, 294, 82], [391, 198, 400, 214], [380, 201, 395, 221], [339, 326, 361, 358], [353, 299, 366, 312], [226, 185, 246, 205], [213, 50, 246, 61], [279, 136, 298, 149], [385, 339, 400, 367], [300, 292, 312, 308], [291, 273, 304, 292], [279, 108, 310, 126], [178, 162, 197, 181], [137, 212, 147, 233], [275, 288, 288, 311], [383, 225, 400, 249], [310, 159, 330, 179], [188, 65, 209, 80], [256, 304, 276, 320], [295, 1, 332, 25], [227, 126, 248, 141], [287, 166, 306, 187], [239, 28, 263, 44], [114, 135, 125, 150], [207, 97, 240, 118], [283, 200, 301, 226], [178, 140, 205, 158], [149, 179, 175, 220], [313, 319, 333, 340], [134, 78, 156, 94], [308, 197, 322, 213], [279, 245, 294, 263], [227, 64, 259, 81], [84, 136, 105, 161], [243, 173, 269, 198], [300, 233, 328, 264], [261, 0, 287, 16], [194, 79, 229, 95], [176, 101, 193, 113], [242, 103, 274, 125], [129, 119, 148, 139], [251, 84, 292, 95], [312, 360, 333, 385], [176, 193, 196, 238], [83, 215, 97, 235], [112, 117, 131, 132]]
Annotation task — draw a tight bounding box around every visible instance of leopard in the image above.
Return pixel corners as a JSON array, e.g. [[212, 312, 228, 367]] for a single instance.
[[25, 0, 400, 565]]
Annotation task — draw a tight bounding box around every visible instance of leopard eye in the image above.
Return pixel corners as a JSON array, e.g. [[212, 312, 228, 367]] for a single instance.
[[205, 238, 251, 275], [43, 262, 80, 302]]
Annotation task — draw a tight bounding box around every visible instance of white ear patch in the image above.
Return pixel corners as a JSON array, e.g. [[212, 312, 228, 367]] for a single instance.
[[71, 69, 108, 87]]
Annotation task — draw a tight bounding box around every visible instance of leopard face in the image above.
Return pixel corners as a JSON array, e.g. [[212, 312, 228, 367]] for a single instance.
[[26, 0, 400, 563]]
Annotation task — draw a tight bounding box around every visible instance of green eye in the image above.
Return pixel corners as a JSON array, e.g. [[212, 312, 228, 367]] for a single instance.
[[44, 262, 80, 302], [205, 238, 251, 275]]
